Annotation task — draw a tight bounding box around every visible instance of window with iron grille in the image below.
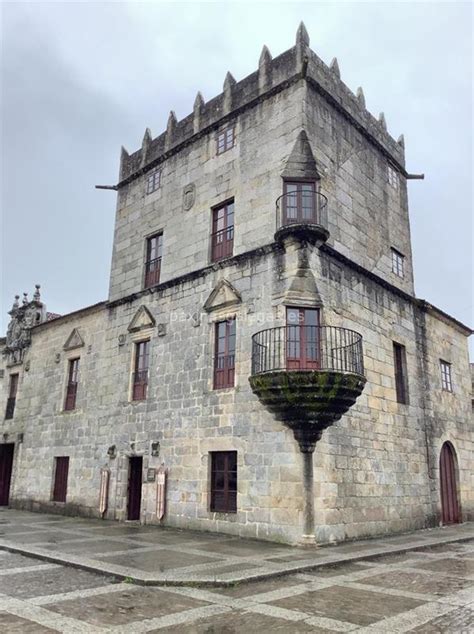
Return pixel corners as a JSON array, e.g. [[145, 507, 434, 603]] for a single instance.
[[393, 342, 409, 404], [52, 456, 69, 503], [144, 233, 163, 288], [210, 451, 237, 513], [5, 373, 19, 420], [132, 340, 150, 401], [214, 319, 236, 389], [391, 248, 405, 278], [388, 164, 399, 190], [216, 126, 235, 155], [146, 169, 162, 194], [64, 359, 79, 411], [211, 201, 234, 262], [440, 360, 453, 392]]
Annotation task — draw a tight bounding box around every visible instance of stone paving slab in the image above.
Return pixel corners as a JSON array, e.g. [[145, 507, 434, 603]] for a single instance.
[[0, 509, 473, 587]]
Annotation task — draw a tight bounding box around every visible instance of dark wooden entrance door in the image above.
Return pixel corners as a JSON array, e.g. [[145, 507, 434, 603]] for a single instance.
[[0, 444, 14, 506], [127, 456, 143, 520], [440, 442, 460, 524]]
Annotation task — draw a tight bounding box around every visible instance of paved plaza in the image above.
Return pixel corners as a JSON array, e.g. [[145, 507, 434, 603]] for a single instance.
[[0, 510, 473, 632]]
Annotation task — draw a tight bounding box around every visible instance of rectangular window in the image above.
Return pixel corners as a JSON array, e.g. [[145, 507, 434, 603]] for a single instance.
[[286, 307, 320, 370], [64, 359, 79, 411], [283, 181, 317, 225], [144, 233, 163, 288], [132, 340, 150, 401], [440, 360, 453, 392], [210, 451, 237, 513], [146, 169, 161, 194], [391, 248, 405, 278], [5, 374, 19, 420], [52, 457, 69, 503], [388, 164, 399, 190], [214, 319, 236, 389], [393, 343, 409, 404], [216, 127, 235, 155], [211, 200, 234, 262]]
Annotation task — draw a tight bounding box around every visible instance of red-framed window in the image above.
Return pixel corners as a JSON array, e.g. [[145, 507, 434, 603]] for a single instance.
[[216, 127, 235, 155], [391, 248, 405, 278], [132, 340, 150, 401], [283, 181, 317, 225], [286, 307, 320, 370], [211, 201, 234, 262], [440, 360, 453, 392], [5, 373, 19, 420], [210, 451, 237, 513], [214, 319, 236, 389], [146, 169, 161, 194], [52, 456, 69, 503], [393, 342, 409, 404], [64, 359, 79, 411], [144, 233, 163, 288]]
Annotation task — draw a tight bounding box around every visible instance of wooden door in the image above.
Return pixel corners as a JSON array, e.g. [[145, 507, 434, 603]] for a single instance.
[[286, 307, 320, 370], [127, 457, 143, 520], [53, 457, 69, 503], [0, 444, 14, 506], [440, 442, 460, 524]]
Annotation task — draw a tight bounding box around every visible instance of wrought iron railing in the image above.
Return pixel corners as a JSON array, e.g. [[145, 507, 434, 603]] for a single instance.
[[211, 226, 234, 262], [144, 257, 162, 288], [251, 326, 364, 376], [275, 191, 328, 232], [5, 397, 16, 420], [132, 370, 148, 401], [64, 383, 78, 411]]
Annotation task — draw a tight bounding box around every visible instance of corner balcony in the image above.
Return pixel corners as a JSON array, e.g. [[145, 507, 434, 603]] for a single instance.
[[249, 325, 366, 544], [275, 190, 330, 245]]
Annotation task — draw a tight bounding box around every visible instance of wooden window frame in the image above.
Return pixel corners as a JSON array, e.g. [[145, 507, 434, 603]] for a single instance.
[[440, 360, 453, 392], [213, 319, 236, 389], [282, 180, 318, 226], [387, 164, 399, 190], [391, 248, 405, 278], [144, 232, 163, 289], [393, 342, 409, 404], [5, 373, 19, 420], [146, 169, 162, 195], [211, 200, 234, 262], [52, 456, 69, 503], [216, 126, 235, 155], [132, 340, 150, 401], [210, 451, 237, 513], [64, 359, 79, 411], [286, 307, 320, 370]]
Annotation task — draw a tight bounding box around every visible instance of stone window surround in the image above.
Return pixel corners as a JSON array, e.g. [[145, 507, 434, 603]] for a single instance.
[[127, 328, 154, 402], [216, 125, 235, 155], [440, 359, 453, 392], [60, 349, 82, 414], [146, 168, 162, 195], [210, 198, 235, 264], [206, 306, 240, 392], [387, 163, 399, 190], [209, 450, 238, 513], [143, 231, 164, 289], [393, 341, 409, 405], [203, 437, 245, 519], [391, 247, 405, 278]]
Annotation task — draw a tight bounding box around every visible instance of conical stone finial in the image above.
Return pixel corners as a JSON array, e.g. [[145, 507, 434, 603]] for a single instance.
[[223, 72, 236, 113], [330, 57, 340, 78], [193, 91, 205, 133], [378, 112, 387, 130], [296, 21, 310, 47], [165, 111, 177, 149], [397, 134, 405, 148], [22, 293, 28, 306], [119, 145, 129, 180], [259, 44, 272, 68], [140, 128, 152, 167], [33, 284, 41, 302], [356, 87, 365, 107], [12, 295, 20, 311], [258, 45, 272, 91]]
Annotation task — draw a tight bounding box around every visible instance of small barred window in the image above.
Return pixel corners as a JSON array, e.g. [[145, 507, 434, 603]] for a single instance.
[[388, 164, 399, 190], [391, 248, 405, 278], [216, 127, 235, 155], [146, 169, 162, 194], [440, 360, 453, 392]]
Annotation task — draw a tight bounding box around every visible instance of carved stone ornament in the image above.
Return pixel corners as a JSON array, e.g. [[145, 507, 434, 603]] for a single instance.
[[4, 286, 47, 366], [204, 279, 242, 313], [157, 323, 167, 337], [63, 328, 84, 351], [183, 183, 196, 211], [118, 334, 127, 346], [128, 306, 156, 332]]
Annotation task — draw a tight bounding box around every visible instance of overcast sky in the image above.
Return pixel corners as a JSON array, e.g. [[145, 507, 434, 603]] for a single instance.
[[1, 2, 472, 352]]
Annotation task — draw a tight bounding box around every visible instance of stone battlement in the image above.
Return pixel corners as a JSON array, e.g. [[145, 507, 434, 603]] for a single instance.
[[119, 23, 405, 184]]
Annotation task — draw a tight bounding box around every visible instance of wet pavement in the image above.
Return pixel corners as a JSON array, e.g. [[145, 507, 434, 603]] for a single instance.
[[0, 540, 473, 632], [0, 509, 473, 586]]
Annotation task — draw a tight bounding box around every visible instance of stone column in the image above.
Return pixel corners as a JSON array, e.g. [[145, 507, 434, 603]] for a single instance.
[[294, 428, 321, 546]]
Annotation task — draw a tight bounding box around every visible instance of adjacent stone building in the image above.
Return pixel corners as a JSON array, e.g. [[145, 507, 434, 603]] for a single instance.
[[1, 24, 472, 545]]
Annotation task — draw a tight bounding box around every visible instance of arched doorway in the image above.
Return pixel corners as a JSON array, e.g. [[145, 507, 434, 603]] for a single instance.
[[439, 442, 460, 524]]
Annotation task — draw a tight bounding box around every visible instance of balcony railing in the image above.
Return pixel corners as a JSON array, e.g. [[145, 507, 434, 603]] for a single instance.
[[211, 227, 234, 262], [5, 397, 16, 420], [144, 257, 162, 288], [132, 370, 148, 401], [275, 191, 328, 234], [251, 326, 364, 376]]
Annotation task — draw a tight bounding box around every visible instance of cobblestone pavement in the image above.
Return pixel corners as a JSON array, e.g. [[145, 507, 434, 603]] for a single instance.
[[0, 540, 473, 632], [1, 509, 473, 585]]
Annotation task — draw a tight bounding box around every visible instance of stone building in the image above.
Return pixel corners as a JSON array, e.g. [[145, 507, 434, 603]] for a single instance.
[[1, 24, 472, 545]]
